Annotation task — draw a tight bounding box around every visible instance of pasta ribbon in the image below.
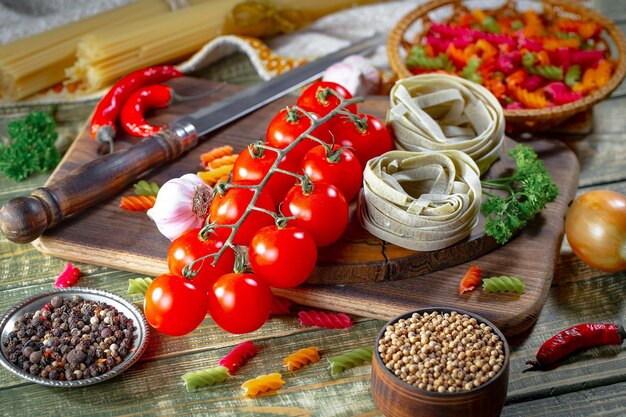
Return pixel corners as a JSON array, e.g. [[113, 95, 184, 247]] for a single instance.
[[241, 373, 285, 397], [283, 347, 320, 371], [181, 366, 230, 392], [327, 347, 373, 375], [388, 74, 504, 174], [358, 150, 482, 251]]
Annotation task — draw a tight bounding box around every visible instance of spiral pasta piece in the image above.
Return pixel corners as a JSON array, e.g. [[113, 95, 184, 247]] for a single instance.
[[270, 296, 294, 316], [197, 165, 234, 186], [510, 86, 548, 109], [241, 373, 285, 397], [327, 347, 373, 375], [207, 154, 239, 170], [200, 145, 233, 168], [119, 195, 156, 211], [127, 277, 153, 295], [358, 150, 482, 251], [529, 65, 563, 81], [298, 310, 352, 329], [283, 347, 320, 371], [181, 366, 230, 392], [133, 180, 160, 197], [459, 265, 482, 295], [388, 74, 504, 174], [482, 276, 525, 294], [219, 341, 259, 373]]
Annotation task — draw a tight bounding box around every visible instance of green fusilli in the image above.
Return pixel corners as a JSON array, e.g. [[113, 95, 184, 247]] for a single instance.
[[530, 65, 564, 80], [127, 277, 153, 295], [482, 16, 500, 33], [133, 180, 160, 197], [482, 276, 525, 294], [565, 65, 582, 87], [406, 46, 454, 72], [182, 366, 230, 392], [522, 52, 535, 68], [327, 347, 374, 375], [461, 57, 483, 84]]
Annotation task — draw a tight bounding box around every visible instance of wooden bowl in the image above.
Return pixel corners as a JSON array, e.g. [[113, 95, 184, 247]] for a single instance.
[[387, 0, 626, 131], [371, 307, 510, 417]]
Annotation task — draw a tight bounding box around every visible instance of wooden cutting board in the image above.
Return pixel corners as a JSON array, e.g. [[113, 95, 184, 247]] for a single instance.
[[32, 77, 579, 336]]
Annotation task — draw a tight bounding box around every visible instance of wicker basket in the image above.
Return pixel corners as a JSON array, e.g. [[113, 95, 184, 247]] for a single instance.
[[387, 0, 626, 131]]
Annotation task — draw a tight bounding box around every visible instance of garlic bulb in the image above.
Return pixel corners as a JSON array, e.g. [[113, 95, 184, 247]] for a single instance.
[[322, 55, 380, 97], [147, 174, 213, 241]]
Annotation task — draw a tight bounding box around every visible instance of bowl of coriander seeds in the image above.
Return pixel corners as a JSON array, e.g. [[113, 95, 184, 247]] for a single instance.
[[371, 308, 509, 417]]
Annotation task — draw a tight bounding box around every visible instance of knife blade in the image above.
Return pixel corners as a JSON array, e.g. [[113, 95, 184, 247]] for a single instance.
[[0, 33, 384, 244]]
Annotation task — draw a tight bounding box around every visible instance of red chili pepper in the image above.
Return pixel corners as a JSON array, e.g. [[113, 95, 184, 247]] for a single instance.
[[89, 65, 183, 151], [119, 84, 172, 137], [526, 323, 625, 369]]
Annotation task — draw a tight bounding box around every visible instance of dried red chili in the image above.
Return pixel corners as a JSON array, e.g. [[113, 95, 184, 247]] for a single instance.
[[89, 65, 183, 152], [526, 323, 625, 369]]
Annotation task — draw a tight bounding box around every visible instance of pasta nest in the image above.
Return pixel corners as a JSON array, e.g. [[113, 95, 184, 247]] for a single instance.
[[387, 74, 504, 174]]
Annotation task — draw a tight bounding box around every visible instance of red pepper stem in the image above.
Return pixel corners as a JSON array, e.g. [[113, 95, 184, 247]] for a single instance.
[[96, 125, 116, 154]]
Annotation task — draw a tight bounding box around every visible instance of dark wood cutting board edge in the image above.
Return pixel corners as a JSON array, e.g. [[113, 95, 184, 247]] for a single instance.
[[31, 77, 580, 336]]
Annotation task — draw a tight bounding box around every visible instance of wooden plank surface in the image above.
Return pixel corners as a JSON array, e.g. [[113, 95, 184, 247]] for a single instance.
[[29, 76, 579, 337]]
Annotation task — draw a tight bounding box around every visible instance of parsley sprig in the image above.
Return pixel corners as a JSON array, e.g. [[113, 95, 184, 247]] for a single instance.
[[0, 111, 60, 181], [481, 144, 559, 245]]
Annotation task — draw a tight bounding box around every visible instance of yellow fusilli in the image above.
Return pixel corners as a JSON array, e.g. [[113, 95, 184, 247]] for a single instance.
[[283, 346, 321, 371], [241, 373, 285, 397]]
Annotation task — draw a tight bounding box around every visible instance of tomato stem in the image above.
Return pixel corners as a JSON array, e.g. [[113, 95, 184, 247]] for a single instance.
[[184, 92, 364, 275], [248, 142, 265, 158], [285, 106, 301, 123]]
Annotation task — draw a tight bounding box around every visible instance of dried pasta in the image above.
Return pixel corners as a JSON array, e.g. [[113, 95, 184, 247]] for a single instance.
[[241, 373, 285, 397], [327, 347, 373, 375], [181, 366, 230, 392], [459, 265, 482, 295], [510, 86, 548, 109], [127, 277, 153, 295], [208, 154, 239, 170], [530, 65, 563, 81], [197, 165, 234, 186], [270, 296, 294, 316], [200, 145, 234, 168], [219, 341, 259, 373], [119, 195, 156, 211], [133, 180, 160, 197], [283, 347, 320, 371], [298, 310, 352, 329], [482, 276, 525, 294]]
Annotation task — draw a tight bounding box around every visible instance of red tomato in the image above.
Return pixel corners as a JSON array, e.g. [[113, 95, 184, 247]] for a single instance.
[[248, 225, 318, 289], [144, 273, 208, 336], [281, 182, 349, 247], [208, 273, 272, 334], [332, 113, 393, 167], [296, 81, 357, 117], [232, 144, 299, 203], [208, 185, 275, 246], [167, 228, 235, 293], [300, 144, 363, 202], [266, 106, 332, 159]]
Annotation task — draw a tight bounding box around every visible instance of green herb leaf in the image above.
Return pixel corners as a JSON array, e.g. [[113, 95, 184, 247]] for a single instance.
[[0, 111, 60, 181]]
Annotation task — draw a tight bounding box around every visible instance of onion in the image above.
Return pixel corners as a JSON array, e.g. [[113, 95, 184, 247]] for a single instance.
[[565, 190, 626, 272]]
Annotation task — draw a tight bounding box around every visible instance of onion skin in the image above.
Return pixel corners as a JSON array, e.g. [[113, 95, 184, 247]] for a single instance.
[[565, 190, 626, 272]]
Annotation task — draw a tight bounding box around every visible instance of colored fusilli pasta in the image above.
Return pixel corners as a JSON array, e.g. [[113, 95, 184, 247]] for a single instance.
[[133, 180, 160, 197], [219, 341, 259, 373], [200, 145, 234, 168], [283, 347, 320, 371], [482, 276, 525, 294], [207, 154, 239, 170], [127, 277, 153, 295], [197, 165, 234, 186], [530, 65, 563, 81], [181, 366, 230, 392], [119, 195, 156, 211], [565, 65, 581, 88], [270, 296, 294, 316], [459, 265, 482, 295], [241, 373, 285, 397], [298, 310, 352, 329], [327, 347, 373, 375], [510, 86, 548, 109]]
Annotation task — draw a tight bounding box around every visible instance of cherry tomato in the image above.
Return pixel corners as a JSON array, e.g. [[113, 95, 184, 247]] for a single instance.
[[296, 81, 357, 117], [208, 185, 275, 246], [249, 225, 318, 289], [332, 113, 393, 167], [565, 190, 626, 272], [167, 228, 235, 293], [144, 273, 208, 336], [282, 182, 349, 247], [300, 144, 363, 202], [266, 106, 332, 159], [208, 273, 272, 334], [232, 144, 299, 203]]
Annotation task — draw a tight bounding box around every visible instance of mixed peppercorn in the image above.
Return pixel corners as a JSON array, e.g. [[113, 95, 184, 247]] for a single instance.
[[2, 295, 135, 381]]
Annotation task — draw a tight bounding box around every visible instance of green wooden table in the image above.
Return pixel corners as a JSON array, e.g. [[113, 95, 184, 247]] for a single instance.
[[1, 6, 626, 417]]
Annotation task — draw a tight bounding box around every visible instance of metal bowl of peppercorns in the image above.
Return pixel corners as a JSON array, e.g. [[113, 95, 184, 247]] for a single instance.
[[0, 287, 149, 387], [371, 307, 510, 417]]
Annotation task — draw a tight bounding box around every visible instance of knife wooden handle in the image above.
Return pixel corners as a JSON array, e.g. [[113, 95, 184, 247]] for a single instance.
[[0, 122, 197, 244]]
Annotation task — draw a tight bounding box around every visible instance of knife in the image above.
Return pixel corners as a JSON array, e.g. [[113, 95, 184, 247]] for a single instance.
[[0, 33, 383, 244]]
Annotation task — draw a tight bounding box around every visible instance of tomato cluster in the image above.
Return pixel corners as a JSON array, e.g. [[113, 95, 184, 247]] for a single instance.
[[144, 81, 393, 336]]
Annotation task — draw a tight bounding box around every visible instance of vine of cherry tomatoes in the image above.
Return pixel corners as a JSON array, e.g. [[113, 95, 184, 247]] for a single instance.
[[144, 81, 393, 336]]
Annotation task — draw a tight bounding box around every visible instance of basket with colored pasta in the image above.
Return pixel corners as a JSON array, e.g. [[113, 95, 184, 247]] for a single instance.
[[387, 0, 626, 130]]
